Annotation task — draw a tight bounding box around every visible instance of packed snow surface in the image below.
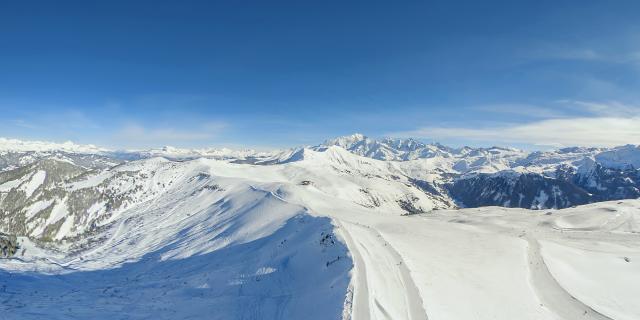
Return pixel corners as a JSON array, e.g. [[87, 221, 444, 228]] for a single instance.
[[0, 146, 639, 319]]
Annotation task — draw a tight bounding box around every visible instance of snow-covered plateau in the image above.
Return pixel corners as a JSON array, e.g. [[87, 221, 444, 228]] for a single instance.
[[0, 134, 639, 319]]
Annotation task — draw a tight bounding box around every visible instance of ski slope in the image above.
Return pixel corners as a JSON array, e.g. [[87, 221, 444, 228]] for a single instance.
[[1, 148, 639, 319]]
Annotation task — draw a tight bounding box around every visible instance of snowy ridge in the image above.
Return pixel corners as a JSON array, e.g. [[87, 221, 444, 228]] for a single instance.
[[1, 170, 352, 318], [321, 133, 639, 174], [322, 133, 454, 161], [1, 134, 638, 172], [0, 136, 288, 164], [0, 135, 639, 319], [0, 137, 108, 154], [2, 153, 638, 319], [595, 144, 640, 169], [133, 145, 288, 161]]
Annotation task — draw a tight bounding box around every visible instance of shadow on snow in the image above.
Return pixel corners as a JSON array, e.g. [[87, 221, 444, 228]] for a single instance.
[[0, 215, 352, 320]]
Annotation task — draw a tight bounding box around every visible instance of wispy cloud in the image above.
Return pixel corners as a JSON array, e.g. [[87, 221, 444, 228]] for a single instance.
[[472, 103, 570, 119], [2, 109, 101, 131], [113, 121, 228, 148], [9, 119, 38, 129], [535, 48, 602, 62], [558, 100, 640, 117], [393, 101, 640, 148], [524, 43, 640, 67]]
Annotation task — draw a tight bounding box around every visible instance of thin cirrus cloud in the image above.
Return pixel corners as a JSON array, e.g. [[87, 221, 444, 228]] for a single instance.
[[113, 122, 228, 148], [565, 100, 640, 117], [522, 42, 640, 66], [394, 101, 640, 148], [471, 104, 570, 119]]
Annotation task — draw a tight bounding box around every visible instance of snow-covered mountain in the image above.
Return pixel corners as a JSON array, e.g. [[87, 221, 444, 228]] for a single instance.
[[1, 134, 639, 221], [321, 133, 454, 161], [0, 138, 291, 171], [321, 133, 527, 169], [319, 134, 640, 209], [0, 137, 108, 154], [0, 134, 640, 319], [0, 146, 457, 242], [1, 135, 639, 319]]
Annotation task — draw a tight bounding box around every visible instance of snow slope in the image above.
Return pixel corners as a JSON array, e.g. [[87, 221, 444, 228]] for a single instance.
[[1, 144, 639, 319], [0, 159, 352, 319], [204, 153, 640, 319], [541, 240, 640, 320]]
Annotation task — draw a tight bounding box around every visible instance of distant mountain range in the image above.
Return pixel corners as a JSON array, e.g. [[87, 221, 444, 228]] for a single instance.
[[1, 134, 639, 320], [0, 133, 639, 242], [319, 133, 640, 209]]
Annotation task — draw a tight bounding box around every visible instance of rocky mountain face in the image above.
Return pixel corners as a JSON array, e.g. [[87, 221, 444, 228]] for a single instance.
[[559, 159, 640, 201], [322, 134, 640, 210], [452, 152, 640, 209], [0, 233, 18, 257], [0, 156, 182, 242], [322, 133, 453, 161], [445, 156, 639, 209], [0, 151, 123, 172], [448, 172, 592, 209]]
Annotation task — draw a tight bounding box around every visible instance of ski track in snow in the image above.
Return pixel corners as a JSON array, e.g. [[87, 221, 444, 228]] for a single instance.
[[525, 235, 612, 320], [336, 220, 427, 320], [449, 210, 614, 319], [272, 186, 428, 320], [419, 204, 638, 320]]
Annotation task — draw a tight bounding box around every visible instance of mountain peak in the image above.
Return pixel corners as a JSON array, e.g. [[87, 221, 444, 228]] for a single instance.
[[323, 133, 369, 148], [321, 134, 448, 161]]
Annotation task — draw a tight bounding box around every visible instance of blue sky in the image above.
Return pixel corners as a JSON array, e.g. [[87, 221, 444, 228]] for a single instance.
[[1, 1, 640, 149]]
